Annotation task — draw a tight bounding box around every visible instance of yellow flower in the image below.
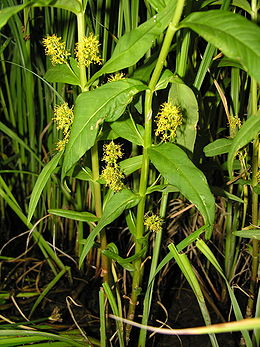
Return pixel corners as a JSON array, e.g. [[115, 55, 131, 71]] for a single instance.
[[101, 166, 124, 192], [108, 72, 125, 82], [53, 103, 74, 135], [155, 102, 183, 142], [144, 213, 163, 233], [102, 141, 123, 165], [42, 34, 70, 65], [56, 133, 70, 152], [75, 33, 102, 67]]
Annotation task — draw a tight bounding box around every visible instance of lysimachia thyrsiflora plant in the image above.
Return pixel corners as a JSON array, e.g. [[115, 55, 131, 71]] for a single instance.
[[1, 0, 260, 346]]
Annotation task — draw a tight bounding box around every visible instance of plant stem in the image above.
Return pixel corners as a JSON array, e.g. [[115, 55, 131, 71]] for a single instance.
[[246, 0, 259, 317], [77, 3, 109, 282], [126, 0, 185, 342]]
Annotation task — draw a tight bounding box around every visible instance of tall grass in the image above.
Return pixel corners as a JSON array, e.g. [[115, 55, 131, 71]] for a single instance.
[[0, 0, 259, 346]]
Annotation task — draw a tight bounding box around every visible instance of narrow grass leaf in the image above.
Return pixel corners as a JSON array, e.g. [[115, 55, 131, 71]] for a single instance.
[[29, 266, 69, 317], [62, 79, 146, 178], [0, 330, 84, 347], [79, 189, 140, 268], [27, 151, 63, 224], [232, 229, 260, 240], [204, 138, 233, 157], [88, 1, 176, 84], [148, 143, 215, 238], [48, 209, 99, 223], [103, 283, 124, 347], [168, 244, 219, 347], [196, 239, 253, 346], [227, 113, 260, 177], [179, 10, 260, 84], [0, 121, 42, 165], [99, 288, 106, 347]]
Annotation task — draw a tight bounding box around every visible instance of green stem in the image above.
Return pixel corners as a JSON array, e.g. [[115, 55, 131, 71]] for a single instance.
[[126, 0, 185, 342], [246, 0, 259, 317], [76, 3, 109, 281], [138, 189, 169, 347]]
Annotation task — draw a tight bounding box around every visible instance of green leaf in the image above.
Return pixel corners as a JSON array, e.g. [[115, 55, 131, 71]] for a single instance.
[[62, 79, 146, 178], [27, 151, 63, 224], [148, 143, 215, 238], [44, 59, 80, 85], [88, 1, 177, 84], [32, 0, 82, 14], [179, 10, 260, 84], [204, 138, 232, 157], [0, 121, 42, 165], [168, 78, 199, 153], [155, 69, 174, 91], [228, 113, 260, 177], [68, 165, 94, 182], [119, 155, 143, 176], [110, 115, 144, 146], [48, 209, 98, 223], [0, 4, 27, 29], [79, 189, 140, 268], [146, 0, 168, 12], [233, 229, 260, 240]]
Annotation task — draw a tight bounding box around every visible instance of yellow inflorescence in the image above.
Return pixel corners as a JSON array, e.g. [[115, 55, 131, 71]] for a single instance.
[[52, 103, 74, 151], [102, 141, 123, 165], [75, 33, 102, 67], [101, 141, 124, 192], [101, 166, 124, 192], [155, 101, 183, 142], [144, 213, 163, 233], [229, 115, 241, 129], [107, 72, 125, 82], [42, 34, 70, 65]]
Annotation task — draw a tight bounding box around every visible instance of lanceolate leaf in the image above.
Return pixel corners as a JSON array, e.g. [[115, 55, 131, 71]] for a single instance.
[[48, 209, 98, 223], [27, 151, 63, 224], [44, 59, 80, 86], [32, 0, 82, 14], [179, 10, 260, 84], [62, 79, 146, 178], [148, 143, 215, 238], [168, 79, 199, 153], [79, 189, 140, 268], [204, 138, 233, 157], [0, 4, 27, 29], [228, 113, 260, 177], [88, 1, 176, 84]]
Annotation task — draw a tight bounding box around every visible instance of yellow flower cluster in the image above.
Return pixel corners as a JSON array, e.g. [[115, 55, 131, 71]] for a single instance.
[[102, 141, 123, 164], [42, 34, 70, 65], [256, 170, 260, 184], [155, 101, 183, 142], [229, 115, 241, 129], [53, 103, 74, 151], [75, 33, 102, 67], [144, 213, 163, 233], [101, 141, 124, 192], [108, 72, 125, 82], [101, 166, 124, 192]]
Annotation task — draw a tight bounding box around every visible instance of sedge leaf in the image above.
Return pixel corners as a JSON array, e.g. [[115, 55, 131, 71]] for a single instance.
[[48, 209, 98, 223], [27, 151, 63, 224]]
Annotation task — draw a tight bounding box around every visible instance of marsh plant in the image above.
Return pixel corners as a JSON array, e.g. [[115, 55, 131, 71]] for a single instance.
[[0, 0, 260, 346]]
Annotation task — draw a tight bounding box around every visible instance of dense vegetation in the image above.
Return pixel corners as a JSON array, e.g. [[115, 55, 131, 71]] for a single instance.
[[0, 0, 260, 346]]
